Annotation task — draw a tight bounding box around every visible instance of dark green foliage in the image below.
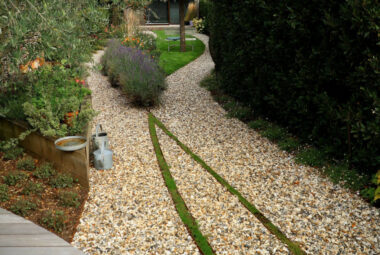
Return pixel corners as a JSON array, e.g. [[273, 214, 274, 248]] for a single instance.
[[17, 157, 36, 171], [198, 0, 211, 34], [50, 173, 73, 188], [21, 181, 44, 195], [33, 163, 56, 179], [101, 39, 167, 106], [3, 171, 28, 186], [260, 126, 288, 142], [209, 0, 380, 173], [0, 184, 9, 202], [224, 101, 252, 121], [3, 147, 24, 160], [58, 191, 80, 208], [278, 137, 301, 152], [10, 199, 37, 216], [295, 148, 326, 168], [248, 119, 271, 131], [40, 210, 66, 232]]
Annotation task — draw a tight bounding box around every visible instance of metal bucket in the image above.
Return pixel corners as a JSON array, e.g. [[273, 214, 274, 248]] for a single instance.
[[92, 124, 109, 150], [93, 141, 113, 170]]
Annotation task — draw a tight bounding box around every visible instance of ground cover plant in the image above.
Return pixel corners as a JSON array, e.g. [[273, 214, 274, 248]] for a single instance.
[[101, 39, 166, 106], [154, 30, 205, 75], [0, 152, 87, 242], [201, 72, 380, 206]]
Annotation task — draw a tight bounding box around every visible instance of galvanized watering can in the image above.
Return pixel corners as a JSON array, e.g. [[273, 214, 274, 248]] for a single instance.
[[92, 124, 109, 150], [93, 141, 113, 170]]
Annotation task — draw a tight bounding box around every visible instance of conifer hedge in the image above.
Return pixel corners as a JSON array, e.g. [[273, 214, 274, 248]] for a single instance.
[[209, 0, 379, 173]]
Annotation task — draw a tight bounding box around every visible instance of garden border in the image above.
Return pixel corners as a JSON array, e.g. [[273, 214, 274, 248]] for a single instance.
[[0, 118, 90, 189]]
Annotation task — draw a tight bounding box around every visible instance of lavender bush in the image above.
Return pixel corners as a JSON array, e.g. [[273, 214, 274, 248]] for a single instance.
[[101, 39, 166, 106]]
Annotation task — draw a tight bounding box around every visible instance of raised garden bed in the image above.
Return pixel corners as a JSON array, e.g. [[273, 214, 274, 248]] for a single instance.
[[0, 118, 90, 189], [0, 152, 87, 242]]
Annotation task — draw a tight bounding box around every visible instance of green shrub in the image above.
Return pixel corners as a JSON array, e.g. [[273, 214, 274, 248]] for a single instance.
[[17, 157, 36, 171], [248, 119, 271, 131], [209, 0, 379, 173], [21, 181, 44, 195], [224, 101, 252, 121], [295, 148, 326, 168], [50, 173, 73, 188], [278, 137, 301, 152], [192, 18, 207, 34], [0, 0, 106, 137], [101, 39, 166, 106], [58, 191, 81, 208], [40, 210, 66, 232], [33, 163, 56, 179], [198, 0, 211, 34], [3, 171, 28, 186], [10, 200, 37, 216], [0, 184, 9, 202], [260, 125, 288, 142], [3, 147, 24, 160]]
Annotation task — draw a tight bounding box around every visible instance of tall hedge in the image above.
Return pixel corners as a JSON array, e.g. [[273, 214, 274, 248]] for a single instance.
[[209, 0, 379, 173]]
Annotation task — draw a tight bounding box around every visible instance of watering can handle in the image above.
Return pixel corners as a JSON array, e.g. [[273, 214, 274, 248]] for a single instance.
[[95, 124, 103, 138]]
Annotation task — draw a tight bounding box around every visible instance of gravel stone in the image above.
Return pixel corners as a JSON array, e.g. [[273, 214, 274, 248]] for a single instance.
[[72, 33, 380, 255]]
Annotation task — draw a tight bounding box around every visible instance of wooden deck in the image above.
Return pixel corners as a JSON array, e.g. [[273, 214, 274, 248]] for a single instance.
[[0, 208, 85, 255]]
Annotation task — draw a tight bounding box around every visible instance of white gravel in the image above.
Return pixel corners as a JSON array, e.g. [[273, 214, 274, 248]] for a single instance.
[[73, 33, 380, 255]]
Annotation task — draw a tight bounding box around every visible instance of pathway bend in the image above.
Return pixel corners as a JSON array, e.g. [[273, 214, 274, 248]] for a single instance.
[[73, 33, 380, 255]]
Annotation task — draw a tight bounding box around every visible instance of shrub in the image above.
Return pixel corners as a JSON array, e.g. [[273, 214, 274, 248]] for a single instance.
[[40, 210, 66, 232], [295, 148, 326, 168], [209, 0, 379, 173], [58, 191, 81, 208], [21, 181, 44, 195], [121, 31, 158, 53], [3, 147, 24, 161], [260, 125, 288, 142], [101, 40, 166, 106], [17, 157, 36, 171], [33, 163, 56, 179], [50, 173, 73, 188], [278, 137, 301, 152], [248, 119, 271, 131], [0, 184, 9, 202], [0, 0, 106, 137], [3, 171, 28, 186], [224, 101, 252, 121], [192, 18, 207, 34], [10, 200, 37, 216], [198, 0, 211, 34]]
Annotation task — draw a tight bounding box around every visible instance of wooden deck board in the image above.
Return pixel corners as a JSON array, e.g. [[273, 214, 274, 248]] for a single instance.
[[0, 223, 47, 235], [0, 247, 85, 255], [0, 208, 85, 255]]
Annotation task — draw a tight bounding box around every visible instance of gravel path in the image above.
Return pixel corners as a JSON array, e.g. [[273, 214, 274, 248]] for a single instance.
[[73, 33, 380, 254]]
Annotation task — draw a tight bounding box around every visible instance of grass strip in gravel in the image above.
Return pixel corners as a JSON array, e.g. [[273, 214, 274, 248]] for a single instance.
[[148, 114, 215, 255], [149, 113, 306, 255]]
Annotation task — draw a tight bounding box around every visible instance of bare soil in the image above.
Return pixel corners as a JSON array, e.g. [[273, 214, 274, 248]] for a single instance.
[[0, 152, 88, 242]]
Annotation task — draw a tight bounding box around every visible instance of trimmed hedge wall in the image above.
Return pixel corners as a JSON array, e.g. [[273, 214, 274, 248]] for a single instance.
[[209, 0, 379, 173]]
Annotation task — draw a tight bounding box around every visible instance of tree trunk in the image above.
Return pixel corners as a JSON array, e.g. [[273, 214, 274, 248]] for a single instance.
[[179, 0, 186, 52]]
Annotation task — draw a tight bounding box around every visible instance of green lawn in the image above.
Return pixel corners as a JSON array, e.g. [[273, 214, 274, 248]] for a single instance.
[[154, 30, 205, 75]]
